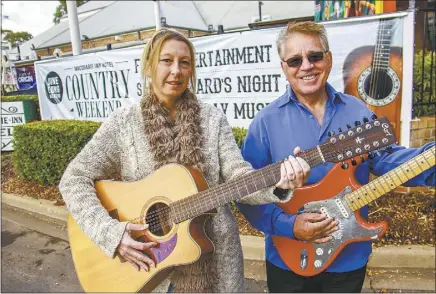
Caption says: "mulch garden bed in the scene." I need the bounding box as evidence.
[2,153,435,248]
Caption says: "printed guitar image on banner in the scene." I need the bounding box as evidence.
[343,18,403,141]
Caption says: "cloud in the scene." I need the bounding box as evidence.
[2,1,59,36]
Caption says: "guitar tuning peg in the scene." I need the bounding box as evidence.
[355,121,361,126]
[360,155,365,163]
[368,152,375,159]
[351,158,357,166]
[328,131,335,137]
[346,124,352,129]
[341,162,349,169]
[371,114,378,120]
[338,127,343,133]
[363,117,369,123]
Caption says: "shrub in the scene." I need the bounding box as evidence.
[413,50,436,117]
[1,95,41,120]
[232,127,248,148]
[12,120,101,185]
[11,119,248,186]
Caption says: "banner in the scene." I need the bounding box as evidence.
[35,15,405,129]
[16,65,37,91]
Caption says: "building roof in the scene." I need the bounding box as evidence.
[17,0,314,60]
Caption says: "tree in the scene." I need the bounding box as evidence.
[2,29,33,47]
[53,0,89,24]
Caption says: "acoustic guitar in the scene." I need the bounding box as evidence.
[272,146,435,277]
[68,116,396,292]
[343,18,403,141]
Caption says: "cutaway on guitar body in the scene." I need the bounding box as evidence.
[68,164,215,293]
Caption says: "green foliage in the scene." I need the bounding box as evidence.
[53,0,89,24]
[12,120,101,185]
[232,127,248,148]
[413,50,436,117]
[2,30,33,47]
[1,95,41,120]
[11,120,248,187]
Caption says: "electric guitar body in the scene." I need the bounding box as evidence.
[272,159,387,276]
[272,146,435,277]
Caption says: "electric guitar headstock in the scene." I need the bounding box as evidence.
[319,115,397,167]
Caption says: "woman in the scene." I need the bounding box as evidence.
[59,28,310,292]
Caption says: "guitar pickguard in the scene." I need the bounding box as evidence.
[301,186,383,270]
[150,234,178,263]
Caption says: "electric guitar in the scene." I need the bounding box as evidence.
[343,18,403,141]
[67,116,396,292]
[272,146,435,277]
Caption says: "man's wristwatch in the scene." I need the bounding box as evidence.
[273,187,291,200]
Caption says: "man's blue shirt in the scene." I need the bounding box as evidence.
[237,82,436,273]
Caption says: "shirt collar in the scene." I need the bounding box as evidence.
[277,82,346,108]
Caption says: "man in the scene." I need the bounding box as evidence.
[237,21,435,293]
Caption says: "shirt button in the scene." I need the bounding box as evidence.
[309,115,314,119]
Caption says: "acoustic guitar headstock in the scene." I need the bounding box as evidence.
[320,115,397,166]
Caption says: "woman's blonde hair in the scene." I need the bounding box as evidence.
[277,21,330,59]
[141,28,197,93]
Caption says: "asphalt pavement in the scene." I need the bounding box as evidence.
[1,201,435,293]
[1,205,267,293]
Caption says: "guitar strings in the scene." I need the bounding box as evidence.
[125,148,325,231]
[131,141,375,230]
[127,141,358,229]
[122,123,389,232]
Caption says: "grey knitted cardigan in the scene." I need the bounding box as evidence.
[59,102,292,292]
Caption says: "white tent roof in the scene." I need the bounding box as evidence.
[194,1,314,31]
[41,1,208,49]
[18,1,313,60]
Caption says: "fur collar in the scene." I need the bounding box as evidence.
[140,89,206,173]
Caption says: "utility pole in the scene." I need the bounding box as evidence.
[66,1,82,55]
[258,1,263,22]
[154,0,161,30]
[408,0,415,9]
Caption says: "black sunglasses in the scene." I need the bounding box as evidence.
[283,51,328,68]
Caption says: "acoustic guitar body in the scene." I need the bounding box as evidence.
[343,46,403,142]
[68,164,214,293]
[271,158,388,276]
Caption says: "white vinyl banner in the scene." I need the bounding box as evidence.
[35,14,405,128]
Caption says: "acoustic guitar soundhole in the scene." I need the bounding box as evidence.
[145,202,173,237]
[363,70,393,100]
[357,67,400,107]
